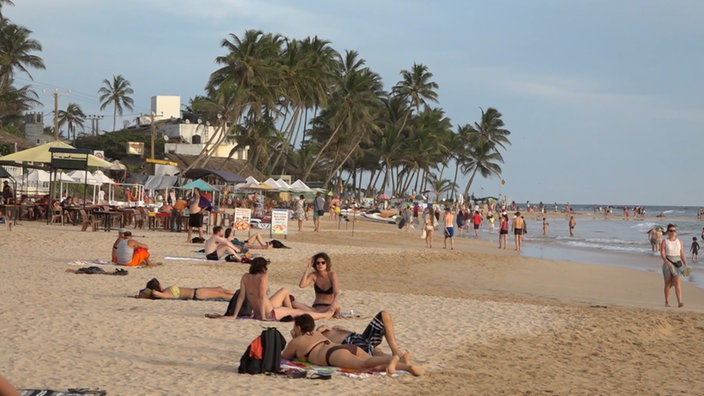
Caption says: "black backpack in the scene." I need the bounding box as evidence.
[224,289,253,317]
[238,327,287,374]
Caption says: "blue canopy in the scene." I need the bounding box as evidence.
[178,178,218,192]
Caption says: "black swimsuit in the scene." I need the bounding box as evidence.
[304,339,330,362]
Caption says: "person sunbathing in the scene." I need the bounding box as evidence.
[281,314,424,376]
[137,278,236,300]
[224,228,279,250]
[317,310,410,361]
[216,257,334,321]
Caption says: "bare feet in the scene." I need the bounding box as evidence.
[679,302,684,308]
[400,351,412,365]
[386,355,399,376]
[408,365,425,376]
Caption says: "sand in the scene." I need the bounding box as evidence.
[2,217,704,395]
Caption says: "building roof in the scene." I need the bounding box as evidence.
[164,153,265,181]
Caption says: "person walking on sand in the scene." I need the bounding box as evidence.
[690,237,700,262]
[498,213,509,249]
[312,192,325,232]
[512,211,524,251]
[569,216,576,237]
[661,224,688,307]
[424,207,435,248]
[444,207,455,250]
[294,194,306,232]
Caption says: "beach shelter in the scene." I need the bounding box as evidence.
[179,178,218,192]
[0,141,112,168]
[92,170,115,185]
[290,179,312,192]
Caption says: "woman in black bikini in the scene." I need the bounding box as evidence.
[297,252,341,316]
[281,314,424,376]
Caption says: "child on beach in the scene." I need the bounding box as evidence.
[691,237,700,262]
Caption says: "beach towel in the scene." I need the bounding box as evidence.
[20,388,106,396]
[278,359,409,378]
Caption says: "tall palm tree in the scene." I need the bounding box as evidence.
[0,19,45,89]
[0,78,39,126]
[301,50,382,182]
[57,102,86,141]
[461,133,505,197]
[458,107,511,197]
[393,63,439,114]
[98,74,134,131]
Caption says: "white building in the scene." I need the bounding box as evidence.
[142,96,249,161]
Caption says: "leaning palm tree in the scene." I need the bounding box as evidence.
[461,134,505,198]
[98,74,134,131]
[0,78,39,126]
[57,102,86,141]
[0,18,45,89]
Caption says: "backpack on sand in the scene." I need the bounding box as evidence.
[238,327,287,374]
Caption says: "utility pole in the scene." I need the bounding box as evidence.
[148,112,163,159]
[86,115,104,135]
[44,89,70,141]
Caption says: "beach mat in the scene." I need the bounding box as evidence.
[20,388,106,396]
[278,360,408,378]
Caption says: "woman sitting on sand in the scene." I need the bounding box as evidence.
[138,278,236,300]
[297,252,341,316]
[224,258,334,321]
[282,314,424,376]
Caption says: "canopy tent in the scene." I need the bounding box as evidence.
[276,178,292,190]
[67,170,101,186]
[178,178,218,192]
[0,141,112,168]
[144,175,178,190]
[290,179,312,192]
[27,169,50,182]
[92,170,115,185]
[263,178,291,191]
[183,168,246,184]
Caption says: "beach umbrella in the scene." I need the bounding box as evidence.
[92,170,115,185]
[378,193,390,200]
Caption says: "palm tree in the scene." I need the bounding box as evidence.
[0,19,45,89]
[301,50,382,182]
[461,133,505,198]
[393,63,439,114]
[57,102,86,141]
[458,107,511,197]
[0,78,39,126]
[98,74,134,131]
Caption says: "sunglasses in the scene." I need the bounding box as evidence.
[315,260,326,265]
[668,229,677,233]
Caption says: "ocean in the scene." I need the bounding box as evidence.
[481,204,704,288]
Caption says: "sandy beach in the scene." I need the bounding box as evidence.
[2,216,704,395]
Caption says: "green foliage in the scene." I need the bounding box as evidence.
[74,129,157,162]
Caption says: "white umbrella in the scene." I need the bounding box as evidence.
[27,169,50,182]
[92,170,115,184]
[67,170,100,186]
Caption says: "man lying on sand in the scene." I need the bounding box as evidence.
[282,314,424,376]
[317,311,411,361]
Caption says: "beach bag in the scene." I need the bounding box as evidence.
[238,327,287,374]
[398,218,406,229]
[317,210,325,216]
[224,289,254,317]
[191,237,205,243]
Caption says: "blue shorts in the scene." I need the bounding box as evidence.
[444,227,454,237]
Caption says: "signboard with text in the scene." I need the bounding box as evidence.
[233,208,251,233]
[270,209,288,236]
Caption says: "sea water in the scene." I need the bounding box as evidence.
[482,204,704,288]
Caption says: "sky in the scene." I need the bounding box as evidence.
[5,0,704,206]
